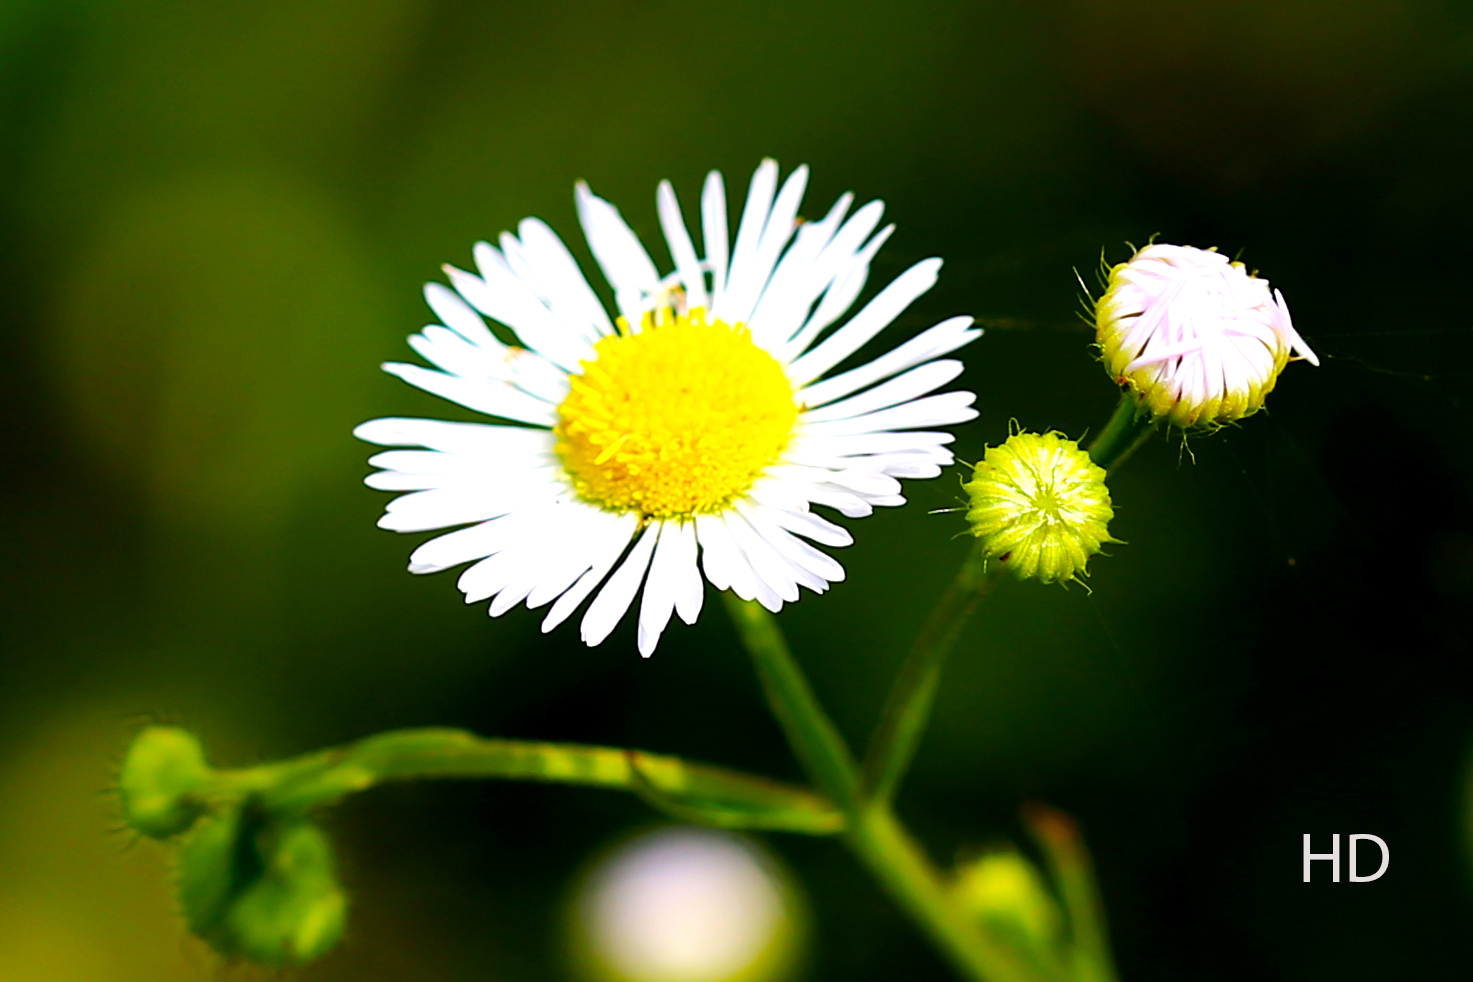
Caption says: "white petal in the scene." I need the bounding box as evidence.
[576,181,661,323]
[881,463,942,479]
[694,512,760,601]
[1124,336,1204,372]
[746,192,852,351]
[637,521,685,657]
[489,579,538,617]
[797,316,979,408]
[804,485,874,518]
[378,484,552,533]
[671,518,704,626]
[542,512,641,632]
[788,430,955,458]
[723,511,800,604]
[769,462,901,497]
[475,513,598,613]
[780,215,893,360]
[786,258,943,386]
[527,502,634,608]
[516,218,615,341]
[734,500,845,586]
[407,326,570,405]
[424,282,500,350]
[657,181,709,312]
[411,508,548,574]
[1275,288,1319,365]
[581,522,660,647]
[799,360,964,423]
[365,461,559,492]
[798,391,978,437]
[720,165,809,325]
[355,417,552,454]
[743,473,812,514]
[760,505,853,547]
[381,362,557,425]
[457,255,595,373]
[712,160,778,324]
[702,171,730,308]
[457,551,522,604]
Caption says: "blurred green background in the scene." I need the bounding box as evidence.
[2,0,1472,978]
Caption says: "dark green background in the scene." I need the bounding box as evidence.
[2,0,1471,979]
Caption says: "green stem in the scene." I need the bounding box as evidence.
[1088,392,1159,471]
[724,597,1055,982]
[1024,804,1119,982]
[722,593,860,812]
[203,728,842,835]
[862,541,1002,803]
[850,803,1054,982]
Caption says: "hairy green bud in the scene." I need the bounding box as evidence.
[177,809,347,967]
[963,431,1116,585]
[118,726,214,838]
[953,849,1062,955]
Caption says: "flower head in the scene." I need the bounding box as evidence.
[357,160,979,655]
[1094,243,1318,428]
[963,431,1115,585]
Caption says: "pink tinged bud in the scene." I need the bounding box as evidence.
[1095,244,1318,428]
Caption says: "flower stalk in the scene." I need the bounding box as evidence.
[722,593,862,813]
[1087,392,1159,472]
[122,726,845,839]
[861,541,1002,803]
[725,597,1056,982]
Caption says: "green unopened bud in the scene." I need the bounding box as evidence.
[1095,243,1319,428]
[953,849,1061,953]
[964,431,1116,585]
[177,808,347,967]
[118,726,214,838]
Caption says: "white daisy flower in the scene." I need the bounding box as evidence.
[1094,243,1319,428]
[355,160,980,656]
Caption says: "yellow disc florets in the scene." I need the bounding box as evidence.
[555,308,798,518]
[963,431,1117,585]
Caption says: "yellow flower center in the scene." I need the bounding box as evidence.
[554,307,798,518]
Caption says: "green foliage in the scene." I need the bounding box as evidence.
[176,809,347,967]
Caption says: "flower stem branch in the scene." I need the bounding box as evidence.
[1087,392,1158,471]
[122,726,844,837]
[725,597,1057,982]
[861,541,1003,803]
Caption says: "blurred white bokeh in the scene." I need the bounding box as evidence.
[570,826,801,982]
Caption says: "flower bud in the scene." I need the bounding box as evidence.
[1095,243,1319,428]
[963,431,1115,585]
[953,849,1062,953]
[118,725,214,838]
[177,809,347,967]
